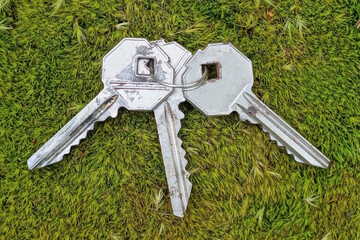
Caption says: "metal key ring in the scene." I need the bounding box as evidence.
[151,67,208,90]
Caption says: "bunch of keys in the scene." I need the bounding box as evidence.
[27,38,330,217]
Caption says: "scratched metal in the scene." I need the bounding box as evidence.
[151,40,192,217]
[183,43,330,168]
[27,38,174,170]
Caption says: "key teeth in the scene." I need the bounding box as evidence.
[264,119,321,166]
[110,111,118,119]
[238,107,326,168]
[175,106,192,203]
[177,130,191,191]
[40,123,95,167]
[36,110,118,168]
[161,101,192,215]
[28,92,121,169]
[266,132,284,147]
[178,111,185,121]
[268,131,306,164]
[34,128,91,168]
[267,132,305,163]
[241,114,310,165]
[236,92,330,168]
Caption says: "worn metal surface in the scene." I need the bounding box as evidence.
[183,43,330,168]
[103,38,173,111]
[27,38,174,170]
[152,40,192,217]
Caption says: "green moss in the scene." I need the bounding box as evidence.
[0,0,359,239]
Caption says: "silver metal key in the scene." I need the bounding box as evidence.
[27,38,174,169]
[27,38,196,218]
[151,40,192,217]
[183,43,330,168]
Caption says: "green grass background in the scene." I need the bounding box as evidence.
[1,0,360,239]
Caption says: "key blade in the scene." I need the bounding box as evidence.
[154,101,192,217]
[152,40,192,217]
[27,89,125,170]
[233,86,330,168]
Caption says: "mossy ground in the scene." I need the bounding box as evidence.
[1,0,360,239]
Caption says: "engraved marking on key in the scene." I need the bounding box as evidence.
[109,81,169,90]
[152,40,192,217]
[183,43,330,168]
[28,38,174,170]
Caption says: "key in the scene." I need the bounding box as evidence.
[183,43,330,168]
[27,38,175,169]
[27,38,196,218]
[151,40,192,217]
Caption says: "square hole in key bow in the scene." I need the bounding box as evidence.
[136,58,154,76]
[202,62,221,81]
